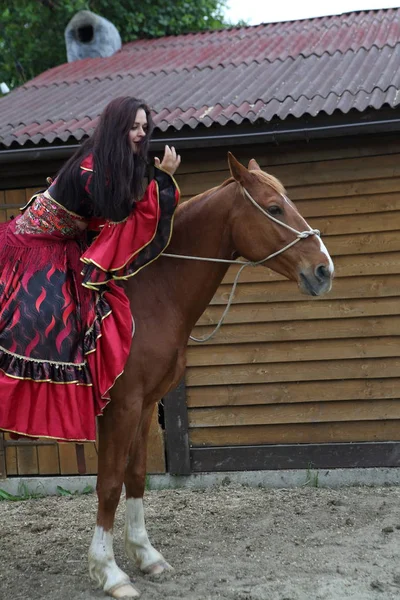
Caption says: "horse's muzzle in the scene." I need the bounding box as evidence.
[299,264,333,297]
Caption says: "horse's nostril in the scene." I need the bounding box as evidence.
[315,264,330,281]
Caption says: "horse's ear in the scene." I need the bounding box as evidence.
[248,159,261,171]
[228,152,249,184]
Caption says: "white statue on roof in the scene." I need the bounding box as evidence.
[65,10,122,62]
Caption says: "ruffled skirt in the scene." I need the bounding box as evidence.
[0,218,132,441]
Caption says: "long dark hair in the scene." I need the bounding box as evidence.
[55,97,154,221]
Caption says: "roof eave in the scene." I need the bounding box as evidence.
[1,109,400,163]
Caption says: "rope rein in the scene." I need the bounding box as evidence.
[162,186,320,343]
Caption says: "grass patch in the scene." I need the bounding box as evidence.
[304,463,320,488]
[0,482,45,501]
[56,484,93,496]
[0,483,94,501]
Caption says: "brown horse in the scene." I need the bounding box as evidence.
[88,154,334,598]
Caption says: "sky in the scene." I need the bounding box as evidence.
[223,0,400,24]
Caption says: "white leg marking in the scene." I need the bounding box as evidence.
[89,526,139,597]
[125,498,172,574]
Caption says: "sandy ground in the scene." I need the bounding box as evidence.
[1,483,400,600]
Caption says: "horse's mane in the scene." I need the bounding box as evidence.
[177,168,286,216]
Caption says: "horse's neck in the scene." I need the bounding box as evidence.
[151,184,236,334]
[173,184,234,256]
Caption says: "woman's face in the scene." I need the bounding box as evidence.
[129,108,148,152]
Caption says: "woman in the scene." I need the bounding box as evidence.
[0,96,180,442]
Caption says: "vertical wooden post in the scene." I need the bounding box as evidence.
[163,378,191,475]
[146,406,166,473]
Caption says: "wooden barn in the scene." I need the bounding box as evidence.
[1,7,400,479]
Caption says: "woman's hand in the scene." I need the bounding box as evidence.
[155,145,181,176]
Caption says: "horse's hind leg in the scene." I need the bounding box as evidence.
[124,402,173,575]
[88,386,143,599]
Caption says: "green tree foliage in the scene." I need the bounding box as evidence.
[0,0,228,89]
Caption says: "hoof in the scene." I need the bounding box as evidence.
[106,582,141,599]
[142,560,174,576]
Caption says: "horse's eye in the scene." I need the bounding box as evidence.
[267,205,283,216]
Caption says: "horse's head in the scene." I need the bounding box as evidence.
[228,153,334,296]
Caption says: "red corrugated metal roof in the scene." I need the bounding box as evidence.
[1,8,400,148]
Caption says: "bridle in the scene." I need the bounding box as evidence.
[162,185,321,343]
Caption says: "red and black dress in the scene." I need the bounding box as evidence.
[0,156,179,441]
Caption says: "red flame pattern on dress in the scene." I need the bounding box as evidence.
[45,315,56,338]
[10,307,20,330]
[25,331,40,357]
[56,320,72,355]
[35,287,46,312]
[46,264,56,281]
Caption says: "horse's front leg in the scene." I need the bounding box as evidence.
[124,402,173,575]
[88,386,143,599]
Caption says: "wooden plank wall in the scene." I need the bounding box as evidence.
[0,187,165,477]
[178,136,400,451]
[2,405,164,477]
[2,133,400,474]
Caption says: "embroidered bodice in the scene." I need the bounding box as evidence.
[15,191,87,237]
